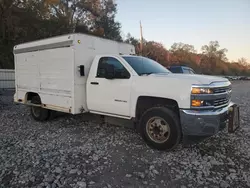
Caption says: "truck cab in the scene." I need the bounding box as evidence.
[86,54,236,150]
[13,33,239,151]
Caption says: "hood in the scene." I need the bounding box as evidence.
[148,73,229,85]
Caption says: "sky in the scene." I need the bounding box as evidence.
[116,0,250,62]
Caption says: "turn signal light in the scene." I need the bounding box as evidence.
[191,100,203,107]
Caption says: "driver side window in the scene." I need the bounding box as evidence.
[96,57,130,79]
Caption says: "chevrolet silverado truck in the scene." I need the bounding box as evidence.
[13,33,239,150]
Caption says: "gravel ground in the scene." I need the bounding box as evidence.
[0,81,250,188]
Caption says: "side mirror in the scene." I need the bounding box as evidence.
[104,64,115,79]
[79,65,85,76]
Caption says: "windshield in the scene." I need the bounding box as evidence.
[122,56,171,76]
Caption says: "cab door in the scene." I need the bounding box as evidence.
[87,56,132,117]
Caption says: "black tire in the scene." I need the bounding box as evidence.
[139,107,181,151]
[30,96,49,121]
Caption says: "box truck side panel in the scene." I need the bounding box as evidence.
[16,52,40,92]
[15,46,74,113]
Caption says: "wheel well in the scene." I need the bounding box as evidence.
[135,96,179,120]
[25,92,40,103]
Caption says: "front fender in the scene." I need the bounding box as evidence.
[129,77,194,117]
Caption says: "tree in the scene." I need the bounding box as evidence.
[0,0,40,68]
[169,42,198,69]
[201,41,228,61]
[238,57,248,67]
[170,43,197,62]
[0,0,123,68]
[170,42,196,54]
[0,1,249,76]
[0,0,74,68]
[143,41,168,66]
[92,0,122,41]
[125,33,140,53]
[200,41,228,73]
[43,0,101,29]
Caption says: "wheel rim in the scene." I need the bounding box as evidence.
[32,106,41,117]
[146,116,171,143]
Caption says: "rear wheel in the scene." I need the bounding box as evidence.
[139,107,181,150]
[31,96,49,121]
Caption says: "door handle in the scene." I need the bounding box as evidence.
[91,82,99,85]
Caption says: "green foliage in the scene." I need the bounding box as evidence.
[93,0,122,41]
[0,0,122,69]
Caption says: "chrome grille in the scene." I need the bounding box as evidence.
[212,85,232,94]
[213,98,229,107]
[191,82,232,109]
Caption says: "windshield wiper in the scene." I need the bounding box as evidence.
[156,72,170,75]
[140,72,154,76]
[140,72,170,76]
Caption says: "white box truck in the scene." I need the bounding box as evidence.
[14,33,239,150]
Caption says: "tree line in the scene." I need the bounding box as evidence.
[0,0,249,76]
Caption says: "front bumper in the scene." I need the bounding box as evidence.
[180,102,234,136]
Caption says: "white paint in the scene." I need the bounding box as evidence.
[14,34,74,51]
[15,46,74,113]
[14,33,228,119]
[73,34,135,114]
[87,55,135,117]
[14,33,135,114]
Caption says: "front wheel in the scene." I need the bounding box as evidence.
[139,107,181,150]
[31,96,49,121]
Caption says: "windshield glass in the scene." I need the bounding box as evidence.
[122,56,171,76]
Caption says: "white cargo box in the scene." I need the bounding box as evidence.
[14,33,135,114]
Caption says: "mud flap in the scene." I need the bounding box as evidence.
[228,104,240,133]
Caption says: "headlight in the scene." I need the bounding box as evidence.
[191,87,213,94]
